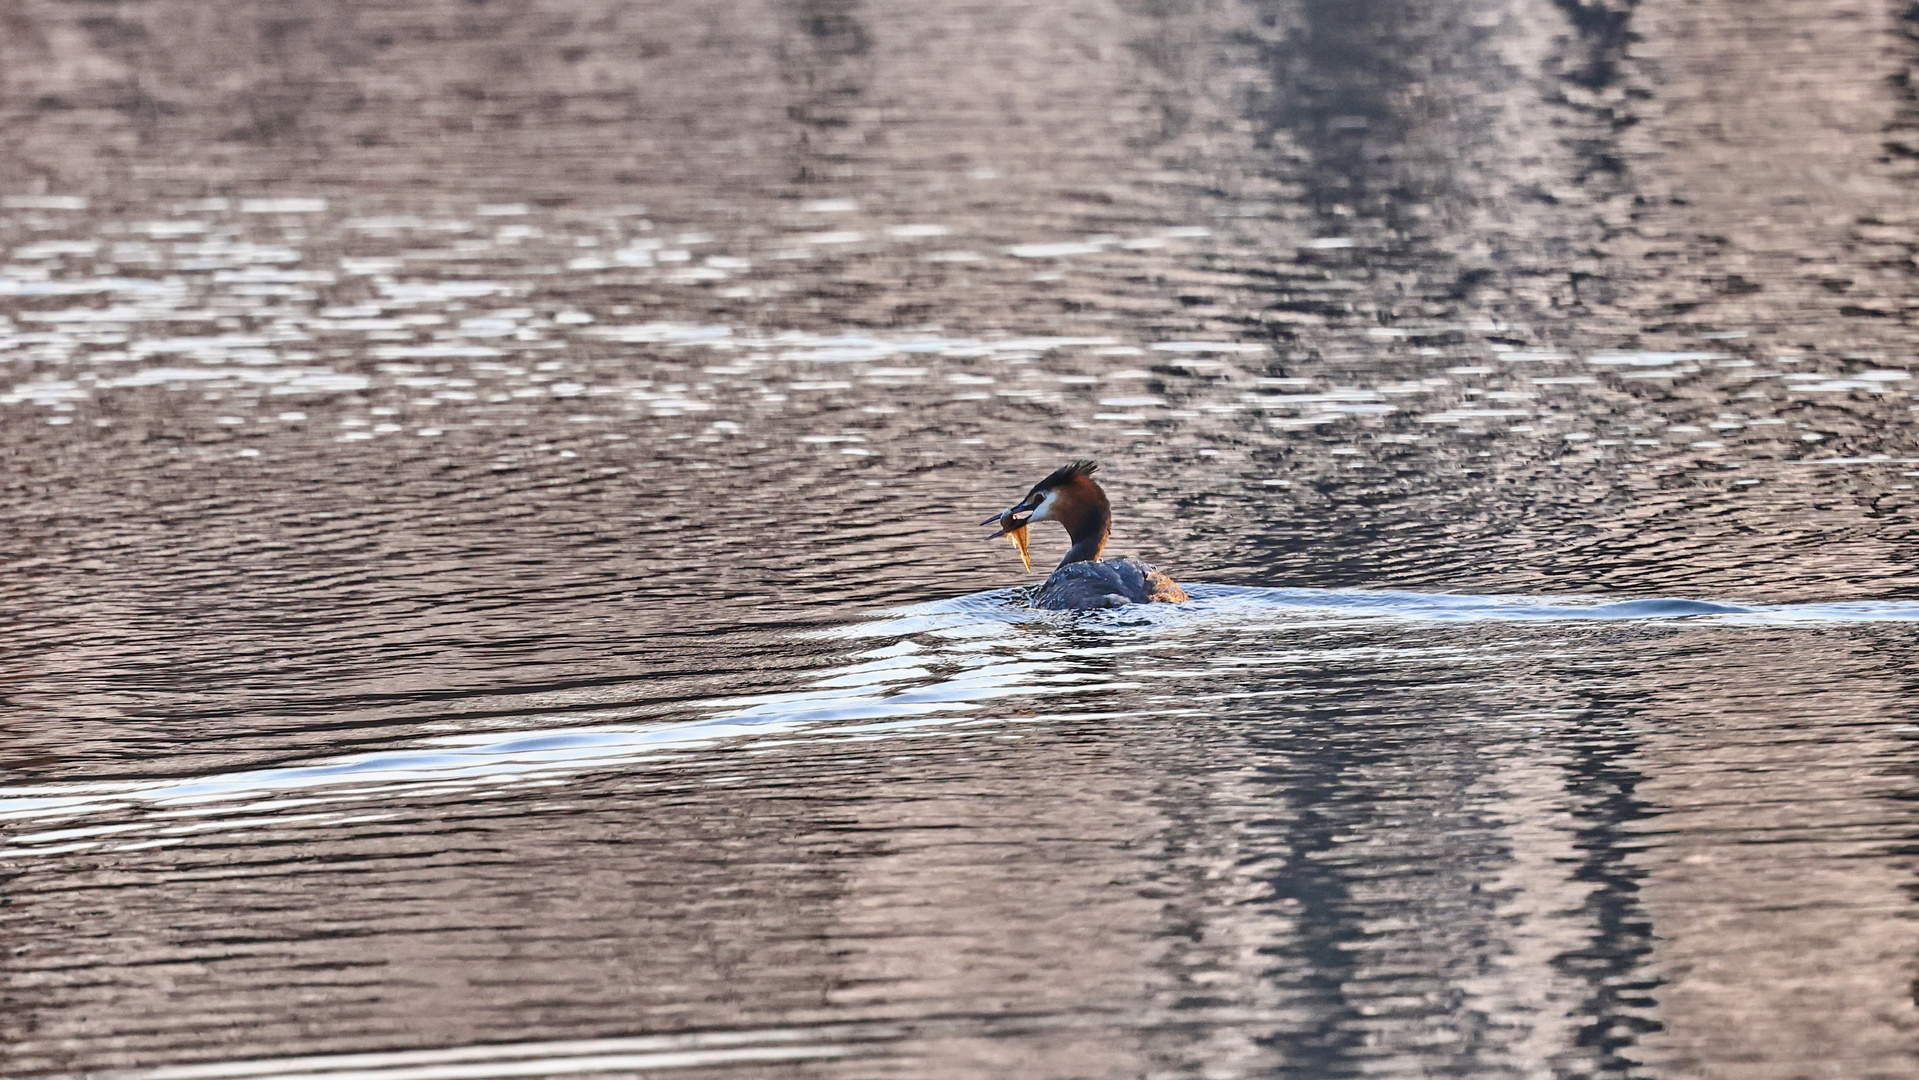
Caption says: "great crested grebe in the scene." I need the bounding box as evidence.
[981,460,1189,610]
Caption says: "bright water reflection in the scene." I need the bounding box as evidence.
[9,589,1919,1078]
[6,0,1919,1077]
[8,585,1914,844]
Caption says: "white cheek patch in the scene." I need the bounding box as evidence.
[1030,490,1060,523]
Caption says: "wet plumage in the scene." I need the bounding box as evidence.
[1031,556,1188,610]
[981,460,1189,610]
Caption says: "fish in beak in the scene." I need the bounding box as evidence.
[982,503,1037,572]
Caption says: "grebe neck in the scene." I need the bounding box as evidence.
[1057,492,1112,567]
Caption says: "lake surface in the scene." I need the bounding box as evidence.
[5,1,1919,1077]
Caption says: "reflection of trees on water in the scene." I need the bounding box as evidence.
[778,0,876,184]
[1221,645,1660,1076]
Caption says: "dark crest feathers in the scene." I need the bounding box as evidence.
[1034,459,1098,493]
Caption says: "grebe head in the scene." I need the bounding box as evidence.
[981,459,1113,567]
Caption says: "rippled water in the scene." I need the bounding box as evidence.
[6,1,1919,1077]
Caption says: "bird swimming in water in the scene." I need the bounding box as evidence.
[981,460,1189,610]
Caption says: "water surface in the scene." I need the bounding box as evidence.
[4,1,1919,1077]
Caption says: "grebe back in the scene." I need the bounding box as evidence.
[981,460,1188,610]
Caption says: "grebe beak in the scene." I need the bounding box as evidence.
[981,502,1036,538]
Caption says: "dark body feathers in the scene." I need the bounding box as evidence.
[1033,557,1190,610]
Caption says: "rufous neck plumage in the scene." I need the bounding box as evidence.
[1052,476,1112,566]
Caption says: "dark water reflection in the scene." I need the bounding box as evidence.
[5,0,1919,1077]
